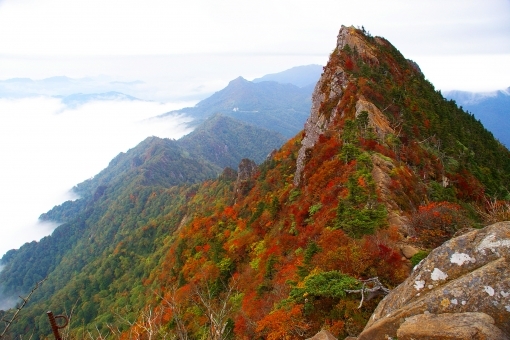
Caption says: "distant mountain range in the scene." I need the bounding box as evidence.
[0,76,147,102]
[178,113,286,169]
[444,88,510,147]
[162,76,315,137]
[252,64,323,87]
[60,91,140,107]
[3,64,507,147]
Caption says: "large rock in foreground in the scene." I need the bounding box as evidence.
[357,221,510,339]
[397,312,508,340]
[306,329,338,340]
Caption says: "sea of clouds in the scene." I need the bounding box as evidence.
[0,96,195,257]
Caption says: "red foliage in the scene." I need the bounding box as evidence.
[409,201,471,248]
[222,206,237,219]
[234,315,249,339]
[451,170,485,202]
[344,56,354,71]
[359,138,378,150]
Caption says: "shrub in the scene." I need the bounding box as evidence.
[409,202,472,248]
[410,250,429,267]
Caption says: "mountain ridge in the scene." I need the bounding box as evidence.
[0,25,509,339]
[163,76,314,137]
[252,64,323,88]
[444,88,510,147]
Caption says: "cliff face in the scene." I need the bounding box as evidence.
[295,26,403,186]
[294,25,352,186]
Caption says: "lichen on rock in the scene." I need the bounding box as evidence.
[357,221,510,339]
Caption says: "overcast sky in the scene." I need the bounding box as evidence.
[0,0,509,257]
[0,0,509,93]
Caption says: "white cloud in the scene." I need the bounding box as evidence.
[0,96,193,257]
[414,54,510,91]
[0,0,508,56]
[1,0,508,93]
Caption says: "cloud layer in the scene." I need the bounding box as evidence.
[0,96,194,257]
[1,0,509,94]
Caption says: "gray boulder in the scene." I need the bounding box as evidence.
[397,312,508,340]
[357,221,510,339]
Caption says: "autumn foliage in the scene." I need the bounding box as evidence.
[409,202,471,248]
[4,25,510,340]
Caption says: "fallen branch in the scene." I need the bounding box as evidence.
[345,277,390,309]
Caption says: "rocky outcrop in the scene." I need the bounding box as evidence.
[370,154,409,230]
[294,26,390,186]
[306,329,337,340]
[396,312,508,340]
[355,96,394,140]
[336,26,379,65]
[357,221,510,339]
[293,63,344,186]
[219,167,238,181]
[234,159,258,200]
[236,159,257,183]
[294,25,355,186]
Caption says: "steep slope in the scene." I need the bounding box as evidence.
[177,114,287,169]
[445,88,510,147]
[0,117,285,336]
[133,25,509,339]
[1,25,510,339]
[163,76,313,137]
[1,136,220,297]
[73,136,221,201]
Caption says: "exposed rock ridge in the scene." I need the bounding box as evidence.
[357,221,510,339]
[397,312,508,340]
[234,158,258,201]
[306,329,338,340]
[294,26,352,185]
[355,96,394,139]
[336,26,379,65]
[294,25,383,186]
[370,154,409,230]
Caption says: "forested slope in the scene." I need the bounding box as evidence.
[163,77,313,138]
[0,25,509,339]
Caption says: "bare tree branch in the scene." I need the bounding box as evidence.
[192,278,239,340]
[154,286,189,340]
[0,278,47,338]
[345,277,390,308]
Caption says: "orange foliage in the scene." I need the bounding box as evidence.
[344,57,354,71]
[222,206,237,220]
[256,305,310,340]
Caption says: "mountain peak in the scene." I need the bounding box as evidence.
[1,24,510,340]
[294,24,509,197]
[228,76,249,86]
[336,25,379,64]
